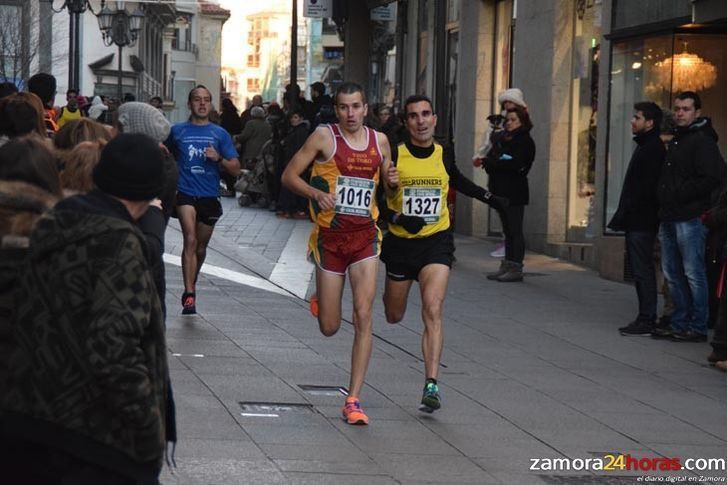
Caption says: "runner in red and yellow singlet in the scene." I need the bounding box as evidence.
[282,82,398,425]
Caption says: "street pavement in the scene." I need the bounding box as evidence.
[159,197,727,484]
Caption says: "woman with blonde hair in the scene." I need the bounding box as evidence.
[58,140,105,195]
[53,118,112,150]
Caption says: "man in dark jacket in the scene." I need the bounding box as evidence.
[277,108,311,218]
[608,102,665,335]
[310,81,334,130]
[654,91,726,342]
[0,134,169,483]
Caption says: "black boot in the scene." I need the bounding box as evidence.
[496,261,523,282]
[487,260,510,280]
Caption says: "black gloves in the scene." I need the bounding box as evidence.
[479,190,510,212]
[394,214,426,234]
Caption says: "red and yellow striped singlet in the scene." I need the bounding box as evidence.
[308,124,382,230]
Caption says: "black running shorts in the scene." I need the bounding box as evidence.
[380,230,455,281]
[175,192,223,227]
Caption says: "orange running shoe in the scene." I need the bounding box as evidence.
[342,396,369,425]
[309,294,319,317]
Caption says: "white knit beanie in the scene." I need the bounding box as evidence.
[117,102,171,143]
[497,88,527,109]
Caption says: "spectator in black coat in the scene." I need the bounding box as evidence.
[703,188,727,370]
[483,105,535,282]
[219,98,243,197]
[654,91,727,342]
[310,82,333,129]
[608,102,665,335]
[276,109,310,219]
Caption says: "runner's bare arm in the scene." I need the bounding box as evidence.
[207,143,241,177]
[221,157,241,177]
[378,134,398,193]
[282,127,336,211]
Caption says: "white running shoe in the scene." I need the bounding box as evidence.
[490,242,505,258]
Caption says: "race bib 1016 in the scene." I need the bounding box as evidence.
[402,187,442,224]
[335,176,375,217]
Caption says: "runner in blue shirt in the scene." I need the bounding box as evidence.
[166,85,240,314]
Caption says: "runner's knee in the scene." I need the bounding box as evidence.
[318,318,340,337]
[352,308,373,329]
[385,307,404,324]
[422,300,443,324]
[317,310,342,336]
[183,235,198,251]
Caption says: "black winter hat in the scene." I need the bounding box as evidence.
[93,133,165,201]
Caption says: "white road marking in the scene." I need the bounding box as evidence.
[269,222,314,299]
[163,254,291,297]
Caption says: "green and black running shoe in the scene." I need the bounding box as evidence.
[418,379,441,413]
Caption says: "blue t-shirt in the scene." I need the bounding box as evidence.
[166,121,238,197]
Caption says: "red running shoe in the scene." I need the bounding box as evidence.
[182,292,196,315]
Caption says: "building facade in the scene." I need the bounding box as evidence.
[350,0,727,282]
[168,0,230,123]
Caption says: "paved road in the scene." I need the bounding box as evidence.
[159,198,727,484]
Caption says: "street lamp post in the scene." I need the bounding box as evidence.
[96,0,144,101]
[48,0,97,91]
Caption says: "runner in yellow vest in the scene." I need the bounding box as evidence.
[381,94,508,413]
[56,89,84,129]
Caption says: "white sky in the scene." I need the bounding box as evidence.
[219,0,301,69]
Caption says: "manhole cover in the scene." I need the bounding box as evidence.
[298,385,348,396]
[238,401,314,418]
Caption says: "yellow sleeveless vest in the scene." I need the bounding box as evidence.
[387,143,450,238]
[56,106,82,129]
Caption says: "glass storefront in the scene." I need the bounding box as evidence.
[605,32,727,230]
[416,0,431,95]
[487,0,514,235]
[567,0,602,240]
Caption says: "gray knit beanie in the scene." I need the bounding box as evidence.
[117,101,171,142]
[251,106,266,119]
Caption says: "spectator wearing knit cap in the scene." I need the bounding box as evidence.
[117,101,171,143]
[236,104,272,162]
[473,87,529,261]
[472,88,528,161]
[115,103,179,449]
[116,101,177,220]
[2,133,169,483]
[497,88,528,110]
[473,87,528,161]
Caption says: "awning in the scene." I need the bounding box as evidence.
[366,0,397,9]
[692,0,727,23]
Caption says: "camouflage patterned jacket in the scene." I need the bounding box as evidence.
[1,193,168,473]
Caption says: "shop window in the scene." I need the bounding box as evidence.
[605,33,727,232]
[492,0,514,111]
[247,78,260,91]
[416,0,432,95]
[487,0,515,236]
[567,0,602,240]
[447,0,460,25]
